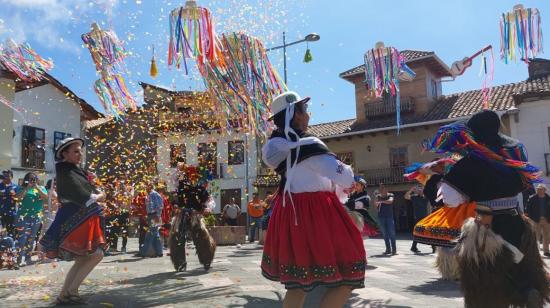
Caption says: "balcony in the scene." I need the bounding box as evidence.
[22,147,45,170]
[359,166,411,186]
[364,97,415,118]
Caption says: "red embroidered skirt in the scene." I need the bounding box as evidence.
[261,191,366,291]
[58,215,106,258]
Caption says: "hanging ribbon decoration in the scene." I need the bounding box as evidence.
[500,4,543,64]
[168,0,217,74]
[0,39,53,82]
[364,45,415,133]
[479,48,494,109]
[82,23,137,119]
[197,32,287,136]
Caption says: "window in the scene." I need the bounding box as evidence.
[389,147,408,168]
[54,131,72,149]
[228,140,245,165]
[431,79,439,98]
[170,144,186,168]
[22,125,46,169]
[336,152,354,166]
[198,142,217,177]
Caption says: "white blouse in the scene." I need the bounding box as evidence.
[262,137,354,197]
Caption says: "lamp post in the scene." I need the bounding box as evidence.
[266,32,320,84]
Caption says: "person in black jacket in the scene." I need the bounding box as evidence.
[425,110,549,307]
[526,184,550,256]
[39,138,107,305]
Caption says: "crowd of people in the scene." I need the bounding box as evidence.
[1,90,550,307]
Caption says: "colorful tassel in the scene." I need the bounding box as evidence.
[500,6,543,63]
[425,122,542,185]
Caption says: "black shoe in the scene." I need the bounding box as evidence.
[391,251,398,256]
[543,252,550,257]
[410,247,420,253]
[383,251,391,255]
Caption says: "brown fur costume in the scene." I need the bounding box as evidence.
[169,212,187,272]
[190,214,216,271]
[435,247,460,281]
[169,210,216,272]
[457,217,550,308]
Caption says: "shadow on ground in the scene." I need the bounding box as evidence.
[405,278,461,298]
[84,269,237,307]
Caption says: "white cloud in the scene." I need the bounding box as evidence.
[0,0,119,54]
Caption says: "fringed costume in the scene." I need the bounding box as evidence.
[424,110,550,307]
[169,166,216,272]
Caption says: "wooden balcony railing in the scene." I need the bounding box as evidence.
[364,97,415,118]
[22,147,45,170]
[359,166,411,186]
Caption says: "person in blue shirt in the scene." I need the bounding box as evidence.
[0,170,20,239]
[138,183,164,258]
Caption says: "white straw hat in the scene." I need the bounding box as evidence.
[55,137,84,161]
[268,91,310,120]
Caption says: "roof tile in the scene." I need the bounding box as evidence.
[309,75,550,137]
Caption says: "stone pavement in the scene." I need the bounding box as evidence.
[1,236,548,308]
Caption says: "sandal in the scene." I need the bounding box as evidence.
[55,295,88,306]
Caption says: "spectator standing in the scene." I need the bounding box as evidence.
[526,183,550,256]
[222,198,241,226]
[16,172,48,265]
[131,186,148,250]
[376,184,397,255]
[138,183,164,258]
[0,170,20,239]
[405,185,432,253]
[42,179,59,234]
[247,193,265,243]
[159,188,173,249]
[115,180,133,253]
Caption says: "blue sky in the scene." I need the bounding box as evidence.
[0,0,548,124]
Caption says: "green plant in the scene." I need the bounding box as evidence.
[203,214,216,227]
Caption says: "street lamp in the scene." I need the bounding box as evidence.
[266,32,320,84]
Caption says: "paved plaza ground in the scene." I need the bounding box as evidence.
[1,236,549,308]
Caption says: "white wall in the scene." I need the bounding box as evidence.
[515,99,550,184]
[0,77,15,171]
[11,83,81,182]
[157,131,258,214]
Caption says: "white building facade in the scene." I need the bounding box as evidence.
[157,131,258,214]
[8,75,99,183]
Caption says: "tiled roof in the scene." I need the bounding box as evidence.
[339,50,435,78]
[308,119,355,137]
[309,75,550,138]
[84,117,113,129]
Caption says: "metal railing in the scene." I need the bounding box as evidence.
[22,148,45,169]
[364,97,415,118]
[359,166,411,186]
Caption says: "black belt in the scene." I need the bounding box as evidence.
[476,207,519,216]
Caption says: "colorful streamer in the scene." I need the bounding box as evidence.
[479,48,495,109]
[500,5,544,64]
[168,1,217,74]
[0,40,53,82]
[424,121,541,185]
[82,23,136,118]
[363,46,415,132]
[0,94,27,122]
[197,32,287,136]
